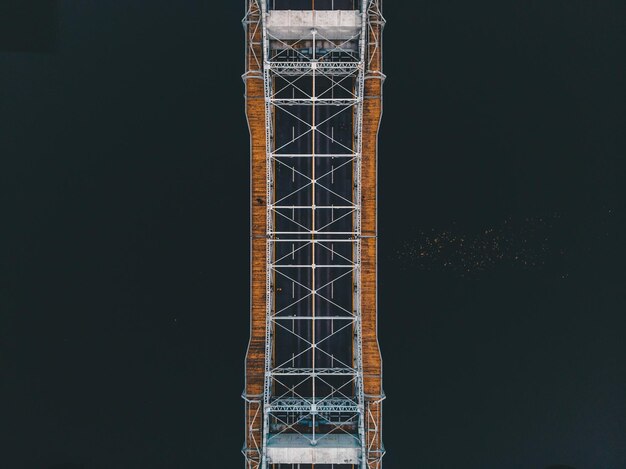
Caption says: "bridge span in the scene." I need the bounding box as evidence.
[243,2,385,468]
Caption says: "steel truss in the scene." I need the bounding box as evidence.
[261,1,366,468]
[244,2,383,468]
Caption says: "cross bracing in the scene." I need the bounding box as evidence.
[261,2,365,468]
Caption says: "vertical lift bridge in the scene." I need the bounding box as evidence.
[243,2,385,468]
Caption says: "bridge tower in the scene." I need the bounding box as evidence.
[243,2,385,468]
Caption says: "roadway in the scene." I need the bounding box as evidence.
[272,74,355,404]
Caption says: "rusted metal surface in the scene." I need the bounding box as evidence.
[361,3,385,466]
[244,2,266,468]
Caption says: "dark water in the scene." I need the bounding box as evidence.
[1,0,624,468]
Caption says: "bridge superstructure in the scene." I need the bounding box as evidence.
[243,2,384,468]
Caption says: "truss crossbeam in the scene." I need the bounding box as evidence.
[271,367,357,376]
[273,316,355,321]
[269,62,361,76]
[269,98,359,106]
[268,398,360,414]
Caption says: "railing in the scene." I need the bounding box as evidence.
[269,0,360,11]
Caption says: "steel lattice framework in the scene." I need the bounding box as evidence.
[243,2,385,468]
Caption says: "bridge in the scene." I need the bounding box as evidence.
[243,2,385,468]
